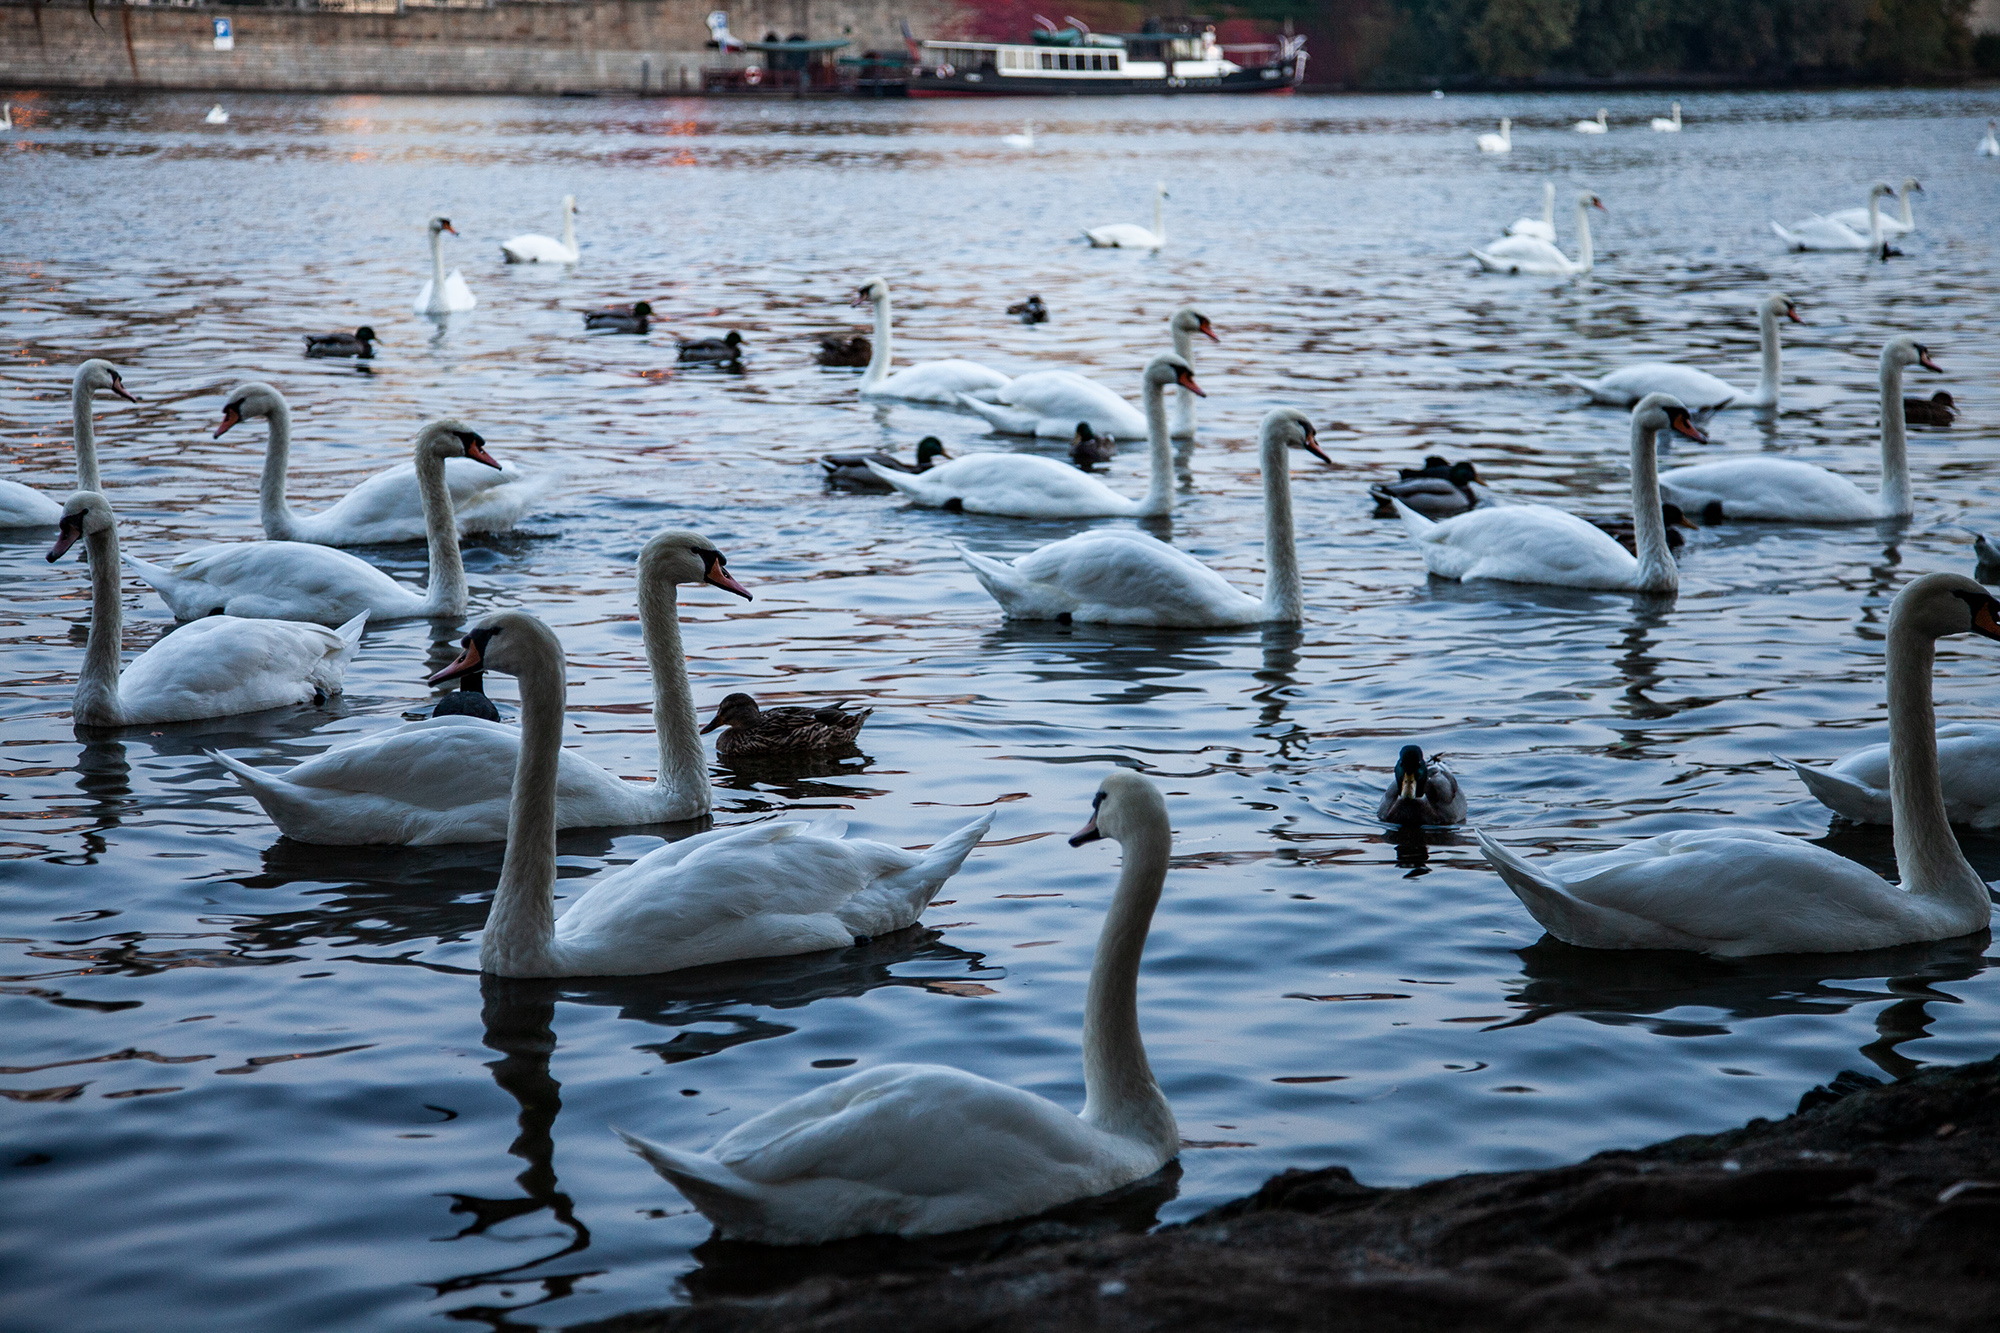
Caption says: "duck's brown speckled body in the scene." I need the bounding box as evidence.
[701,693,871,760]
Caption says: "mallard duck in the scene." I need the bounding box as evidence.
[304,326,379,359]
[821,437,947,491]
[432,670,501,721]
[1587,502,1696,554]
[1069,422,1115,472]
[1905,391,1956,426]
[1399,455,1452,480]
[1378,746,1466,825]
[1370,461,1488,518]
[678,330,744,363]
[700,693,871,760]
[584,301,653,333]
[816,333,872,367]
[1007,294,1049,325]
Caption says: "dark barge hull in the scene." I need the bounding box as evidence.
[908,65,1301,97]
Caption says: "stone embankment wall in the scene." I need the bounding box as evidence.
[0,1,966,94]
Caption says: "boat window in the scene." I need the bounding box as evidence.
[1040,52,1052,69]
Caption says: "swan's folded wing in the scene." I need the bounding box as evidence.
[118,616,353,717]
[250,717,523,804]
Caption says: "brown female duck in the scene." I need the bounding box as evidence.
[701,693,871,760]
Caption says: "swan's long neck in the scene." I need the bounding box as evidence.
[1135,375,1175,517]
[416,445,468,615]
[860,288,892,390]
[560,201,576,254]
[483,636,565,977]
[637,571,708,810]
[257,400,299,541]
[75,516,124,726]
[72,378,101,492]
[1079,810,1175,1153]
[1541,181,1554,227]
[1575,200,1595,273]
[1153,188,1165,242]
[1170,324,1196,435]
[1259,428,1302,622]
[1866,193,1883,246]
[429,228,449,304]
[1751,302,1783,408]
[1897,188,1914,229]
[1627,417,1676,593]
[1877,353,1912,517]
[1884,609,1987,914]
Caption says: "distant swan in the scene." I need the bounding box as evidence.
[219,382,537,545]
[1650,103,1681,132]
[0,360,138,528]
[1573,108,1607,134]
[1003,122,1035,148]
[1980,120,1998,157]
[213,529,754,845]
[47,493,365,727]
[500,195,580,264]
[616,770,1175,1244]
[1393,394,1705,592]
[1476,117,1511,153]
[1472,191,1603,277]
[1771,183,1895,252]
[853,276,1009,405]
[204,105,228,125]
[414,216,477,314]
[1506,182,1555,241]
[125,419,497,625]
[1478,573,2000,955]
[433,608,993,978]
[959,407,1328,627]
[1084,182,1166,249]
[869,355,1196,519]
[1825,178,1920,237]
[956,371,1145,440]
[1658,336,1938,522]
[1168,304,1217,439]
[1559,293,1801,412]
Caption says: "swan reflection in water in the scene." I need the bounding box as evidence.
[430,928,1007,1323]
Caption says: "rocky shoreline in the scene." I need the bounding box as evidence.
[581,1056,2000,1332]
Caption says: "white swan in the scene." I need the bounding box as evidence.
[1478,572,2000,956]
[500,195,580,264]
[1659,336,1937,523]
[868,355,1196,520]
[124,419,494,625]
[1650,103,1681,132]
[204,104,228,126]
[218,382,538,545]
[414,215,477,314]
[1168,304,1217,439]
[1506,182,1556,241]
[0,360,138,528]
[432,608,994,978]
[616,769,1175,1244]
[1779,723,2000,829]
[1826,178,1920,236]
[1980,120,1998,157]
[1573,108,1607,134]
[1,104,12,130]
[1003,122,1035,148]
[960,408,1328,627]
[1559,293,1800,412]
[1472,191,1603,277]
[1393,394,1702,592]
[211,529,751,845]
[956,372,1145,441]
[852,276,1009,405]
[46,493,365,727]
[1476,117,1511,153]
[1771,183,1894,252]
[1084,182,1166,249]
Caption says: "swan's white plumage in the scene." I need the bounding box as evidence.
[1826,179,1918,236]
[963,529,1262,627]
[0,360,138,526]
[1559,294,1798,412]
[415,215,476,314]
[1084,182,1167,249]
[1476,118,1511,153]
[956,371,1145,440]
[853,275,1009,404]
[500,195,580,263]
[1473,191,1601,276]
[1506,182,1555,240]
[1778,723,2000,828]
[0,480,62,527]
[1771,184,1895,251]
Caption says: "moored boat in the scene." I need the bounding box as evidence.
[909,17,1306,98]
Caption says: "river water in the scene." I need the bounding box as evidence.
[2,86,1997,1331]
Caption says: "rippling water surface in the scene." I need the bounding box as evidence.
[3,87,1999,1331]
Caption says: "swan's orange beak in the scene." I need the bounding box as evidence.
[108,374,139,403]
[46,514,83,563]
[1176,369,1206,398]
[850,286,874,308]
[458,432,502,471]
[1785,302,1803,323]
[1970,596,2000,643]
[702,553,752,601]
[428,634,481,684]
[1198,318,1219,343]
[214,404,242,439]
[440,221,458,235]
[1918,348,1942,373]
[1302,426,1332,466]
[1069,811,1102,846]
[1592,198,1608,212]
[1667,409,1708,444]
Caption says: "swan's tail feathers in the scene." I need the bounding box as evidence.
[862,460,927,498]
[118,550,176,594]
[954,393,1035,435]
[1556,372,1607,400]
[883,809,996,916]
[957,545,1038,617]
[207,749,315,835]
[1772,755,1890,825]
[1474,829,1586,940]
[1768,221,1798,248]
[1389,498,1439,542]
[613,1129,770,1235]
[330,611,368,664]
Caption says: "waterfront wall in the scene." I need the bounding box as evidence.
[0,1,967,94]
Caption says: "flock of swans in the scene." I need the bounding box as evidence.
[6,171,1993,1245]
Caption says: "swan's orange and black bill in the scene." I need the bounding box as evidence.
[1302,426,1332,466]
[1176,369,1207,398]
[1198,317,1219,344]
[108,374,139,404]
[458,432,501,470]
[1965,594,2000,643]
[1916,345,1942,373]
[1069,791,1106,846]
[1667,409,1709,444]
[439,220,458,235]
[46,515,83,563]
[214,404,242,439]
[701,551,752,601]
[428,632,484,685]
[1784,302,1804,323]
